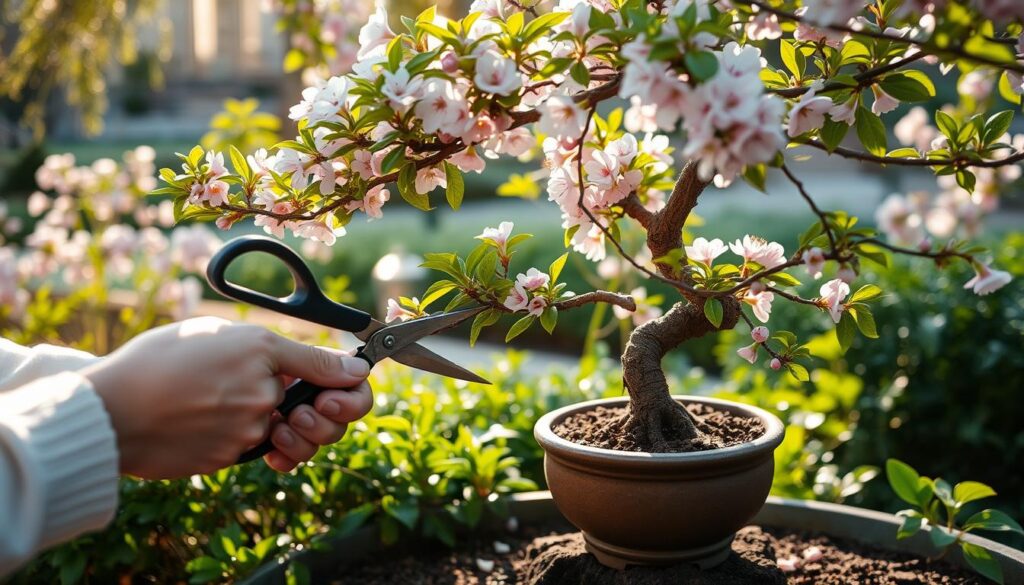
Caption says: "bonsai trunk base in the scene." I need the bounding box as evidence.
[583,531,735,570]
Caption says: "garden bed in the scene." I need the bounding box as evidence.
[240,492,1024,584]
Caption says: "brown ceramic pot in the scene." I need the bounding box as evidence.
[534,395,785,570]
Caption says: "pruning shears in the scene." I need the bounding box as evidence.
[206,235,489,463]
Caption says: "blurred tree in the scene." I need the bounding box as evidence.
[200,98,281,154]
[0,0,170,139]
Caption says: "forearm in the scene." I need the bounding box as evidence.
[0,339,100,391]
[0,373,119,578]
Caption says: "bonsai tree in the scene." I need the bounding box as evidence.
[160,0,1019,452]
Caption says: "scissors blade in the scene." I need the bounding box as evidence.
[380,306,488,351]
[390,343,490,385]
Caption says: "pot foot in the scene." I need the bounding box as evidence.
[583,532,735,570]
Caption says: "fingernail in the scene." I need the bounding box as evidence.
[294,411,315,429]
[276,428,295,447]
[320,400,341,416]
[342,356,370,377]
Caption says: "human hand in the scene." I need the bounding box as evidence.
[81,317,373,478]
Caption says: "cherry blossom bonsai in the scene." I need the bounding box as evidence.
[159,0,1019,474]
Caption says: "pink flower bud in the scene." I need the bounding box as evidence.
[836,265,856,284]
[440,51,459,74]
[749,280,766,294]
[770,358,782,370]
[751,326,769,343]
[918,237,932,252]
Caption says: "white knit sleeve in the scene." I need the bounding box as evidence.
[0,370,119,577]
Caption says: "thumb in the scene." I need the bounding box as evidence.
[269,335,371,388]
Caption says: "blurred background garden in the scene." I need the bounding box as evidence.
[1,1,1022,583]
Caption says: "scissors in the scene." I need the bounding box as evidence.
[206,235,489,463]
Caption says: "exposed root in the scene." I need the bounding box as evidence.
[617,299,741,452]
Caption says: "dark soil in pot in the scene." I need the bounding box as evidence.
[330,521,984,584]
[553,403,765,452]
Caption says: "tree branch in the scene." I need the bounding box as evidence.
[769,52,928,98]
[554,290,636,311]
[648,162,709,280]
[780,162,836,251]
[736,0,1024,73]
[799,139,1024,168]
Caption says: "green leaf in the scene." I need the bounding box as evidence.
[955,481,997,506]
[935,111,959,140]
[836,310,856,352]
[780,40,804,78]
[930,526,958,549]
[964,509,1024,534]
[766,272,802,287]
[887,459,923,506]
[982,111,1014,145]
[381,495,419,529]
[896,511,924,539]
[549,253,569,282]
[742,163,767,192]
[228,145,250,182]
[334,502,374,537]
[58,553,87,585]
[880,72,934,102]
[188,145,205,168]
[569,61,591,86]
[855,107,887,156]
[506,315,535,342]
[956,169,977,193]
[703,297,723,328]
[283,49,305,73]
[540,306,558,334]
[961,542,1004,584]
[849,284,882,303]
[684,50,719,82]
[786,362,810,382]
[443,162,464,210]
[850,304,878,339]
[998,72,1022,105]
[469,309,500,347]
[820,117,850,152]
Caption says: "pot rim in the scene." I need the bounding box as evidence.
[535,395,785,471]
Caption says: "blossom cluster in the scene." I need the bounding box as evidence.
[1,150,221,323]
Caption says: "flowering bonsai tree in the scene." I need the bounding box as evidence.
[159,0,1020,452]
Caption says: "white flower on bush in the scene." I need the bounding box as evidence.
[171,225,221,273]
[357,2,395,59]
[787,82,833,137]
[963,263,1012,296]
[802,247,826,279]
[416,79,469,135]
[743,284,775,323]
[819,278,850,323]
[537,94,587,139]
[476,221,515,255]
[504,282,530,311]
[894,106,936,152]
[730,235,786,269]
[685,237,727,265]
[871,85,900,115]
[346,184,390,220]
[736,342,760,364]
[474,49,521,96]
[516,268,550,291]
[382,67,424,110]
[385,298,417,323]
[875,193,925,247]
[527,296,548,317]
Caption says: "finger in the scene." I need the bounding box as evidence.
[288,404,348,446]
[269,422,319,464]
[264,449,298,473]
[313,381,374,424]
[268,336,370,387]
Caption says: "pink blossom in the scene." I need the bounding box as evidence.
[871,85,900,115]
[205,150,228,180]
[27,191,50,217]
[474,49,521,96]
[829,97,857,126]
[451,147,487,173]
[613,287,663,326]
[584,150,619,190]
[527,296,548,317]
[737,343,759,364]
[894,106,936,152]
[189,180,230,207]
[170,225,221,273]
[788,83,834,137]
[345,185,390,221]
[770,358,782,370]
[571,224,606,262]
[382,67,424,110]
[537,94,587,139]
[504,282,530,311]
[385,298,416,323]
[273,148,312,190]
[517,268,550,291]
[605,134,638,166]
[746,12,782,40]
[819,278,850,324]
[963,263,1012,296]
[802,247,826,279]
[157,277,203,320]
[293,214,346,245]
[743,289,775,323]
[462,113,499,145]
[958,70,993,101]
[416,80,468,135]
[357,4,395,59]
[751,326,769,343]
[476,221,515,254]
[415,166,447,194]
[875,194,924,246]
[801,0,861,25]
[685,237,727,265]
[730,235,786,269]
[440,50,460,73]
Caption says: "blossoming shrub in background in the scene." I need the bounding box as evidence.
[0,149,220,351]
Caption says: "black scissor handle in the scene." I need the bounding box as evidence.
[235,349,374,463]
[206,235,372,333]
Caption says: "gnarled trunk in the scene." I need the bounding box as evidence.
[615,298,740,452]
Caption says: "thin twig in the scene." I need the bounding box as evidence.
[799,139,1024,168]
[780,162,836,252]
[770,52,928,98]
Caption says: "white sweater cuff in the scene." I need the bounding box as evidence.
[3,372,119,549]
